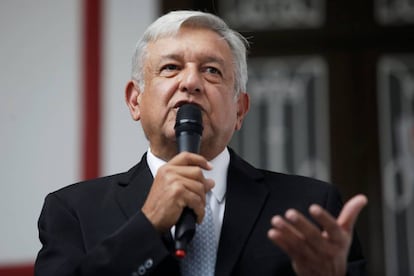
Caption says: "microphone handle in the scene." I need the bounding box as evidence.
[174,207,196,258]
[174,131,201,258]
[177,131,201,153]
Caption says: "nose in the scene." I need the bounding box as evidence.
[178,66,202,94]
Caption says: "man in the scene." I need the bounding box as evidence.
[35,10,367,276]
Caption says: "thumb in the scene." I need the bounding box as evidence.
[337,194,368,233]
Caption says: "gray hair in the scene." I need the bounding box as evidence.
[131,10,249,96]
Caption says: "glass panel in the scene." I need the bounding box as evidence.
[232,56,330,182]
[219,0,325,30]
[377,55,414,276]
[375,0,414,25]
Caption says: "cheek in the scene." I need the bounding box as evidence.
[210,100,238,126]
[141,81,177,110]
[141,81,179,120]
[150,78,179,97]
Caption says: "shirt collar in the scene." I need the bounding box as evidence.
[146,148,229,204]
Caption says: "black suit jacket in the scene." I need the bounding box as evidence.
[35,149,366,276]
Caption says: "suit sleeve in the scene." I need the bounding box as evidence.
[35,193,172,276]
[325,186,367,276]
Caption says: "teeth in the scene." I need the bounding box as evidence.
[175,103,185,109]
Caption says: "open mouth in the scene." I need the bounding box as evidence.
[173,101,202,110]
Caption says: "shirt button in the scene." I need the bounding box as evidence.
[144,258,153,269]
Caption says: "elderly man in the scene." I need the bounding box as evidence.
[35,10,367,276]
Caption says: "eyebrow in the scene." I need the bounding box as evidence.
[203,56,226,67]
[159,54,182,62]
[158,53,226,67]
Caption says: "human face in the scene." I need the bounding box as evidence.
[126,27,249,161]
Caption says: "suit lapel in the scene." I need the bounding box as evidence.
[215,150,269,276]
[115,153,154,219]
[115,153,178,272]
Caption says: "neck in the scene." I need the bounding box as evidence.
[149,143,226,162]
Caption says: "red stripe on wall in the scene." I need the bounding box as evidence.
[0,264,34,276]
[82,0,102,180]
[0,2,103,275]
[0,2,103,276]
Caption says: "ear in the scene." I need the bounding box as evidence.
[235,92,250,130]
[125,81,142,121]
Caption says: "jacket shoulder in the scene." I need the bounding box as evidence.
[47,158,146,206]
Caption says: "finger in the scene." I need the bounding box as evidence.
[308,204,345,243]
[185,191,206,224]
[172,165,214,187]
[204,178,215,192]
[337,194,368,232]
[156,164,214,221]
[158,164,211,196]
[170,152,213,170]
[177,177,207,204]
[284,209,325,250]
[268,216,302,251]
[171,166,215,198]
[169,177,206,224]
[268,216,316,262]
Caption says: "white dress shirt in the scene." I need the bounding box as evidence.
[146,148,229,247]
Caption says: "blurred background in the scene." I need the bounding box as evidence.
[1,0,413,275]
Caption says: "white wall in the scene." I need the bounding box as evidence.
[102,0,155,174]
[0,0,157,265]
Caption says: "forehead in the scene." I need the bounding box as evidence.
[146,27,234,63]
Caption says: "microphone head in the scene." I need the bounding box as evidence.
[174,104,203,136]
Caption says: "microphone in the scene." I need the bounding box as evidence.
[174,103,203,258]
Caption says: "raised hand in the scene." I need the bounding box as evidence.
[268,194,368,276]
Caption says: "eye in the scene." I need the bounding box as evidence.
[160,64,180,77]
[204,66,221,75]
[161,64,179,71]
